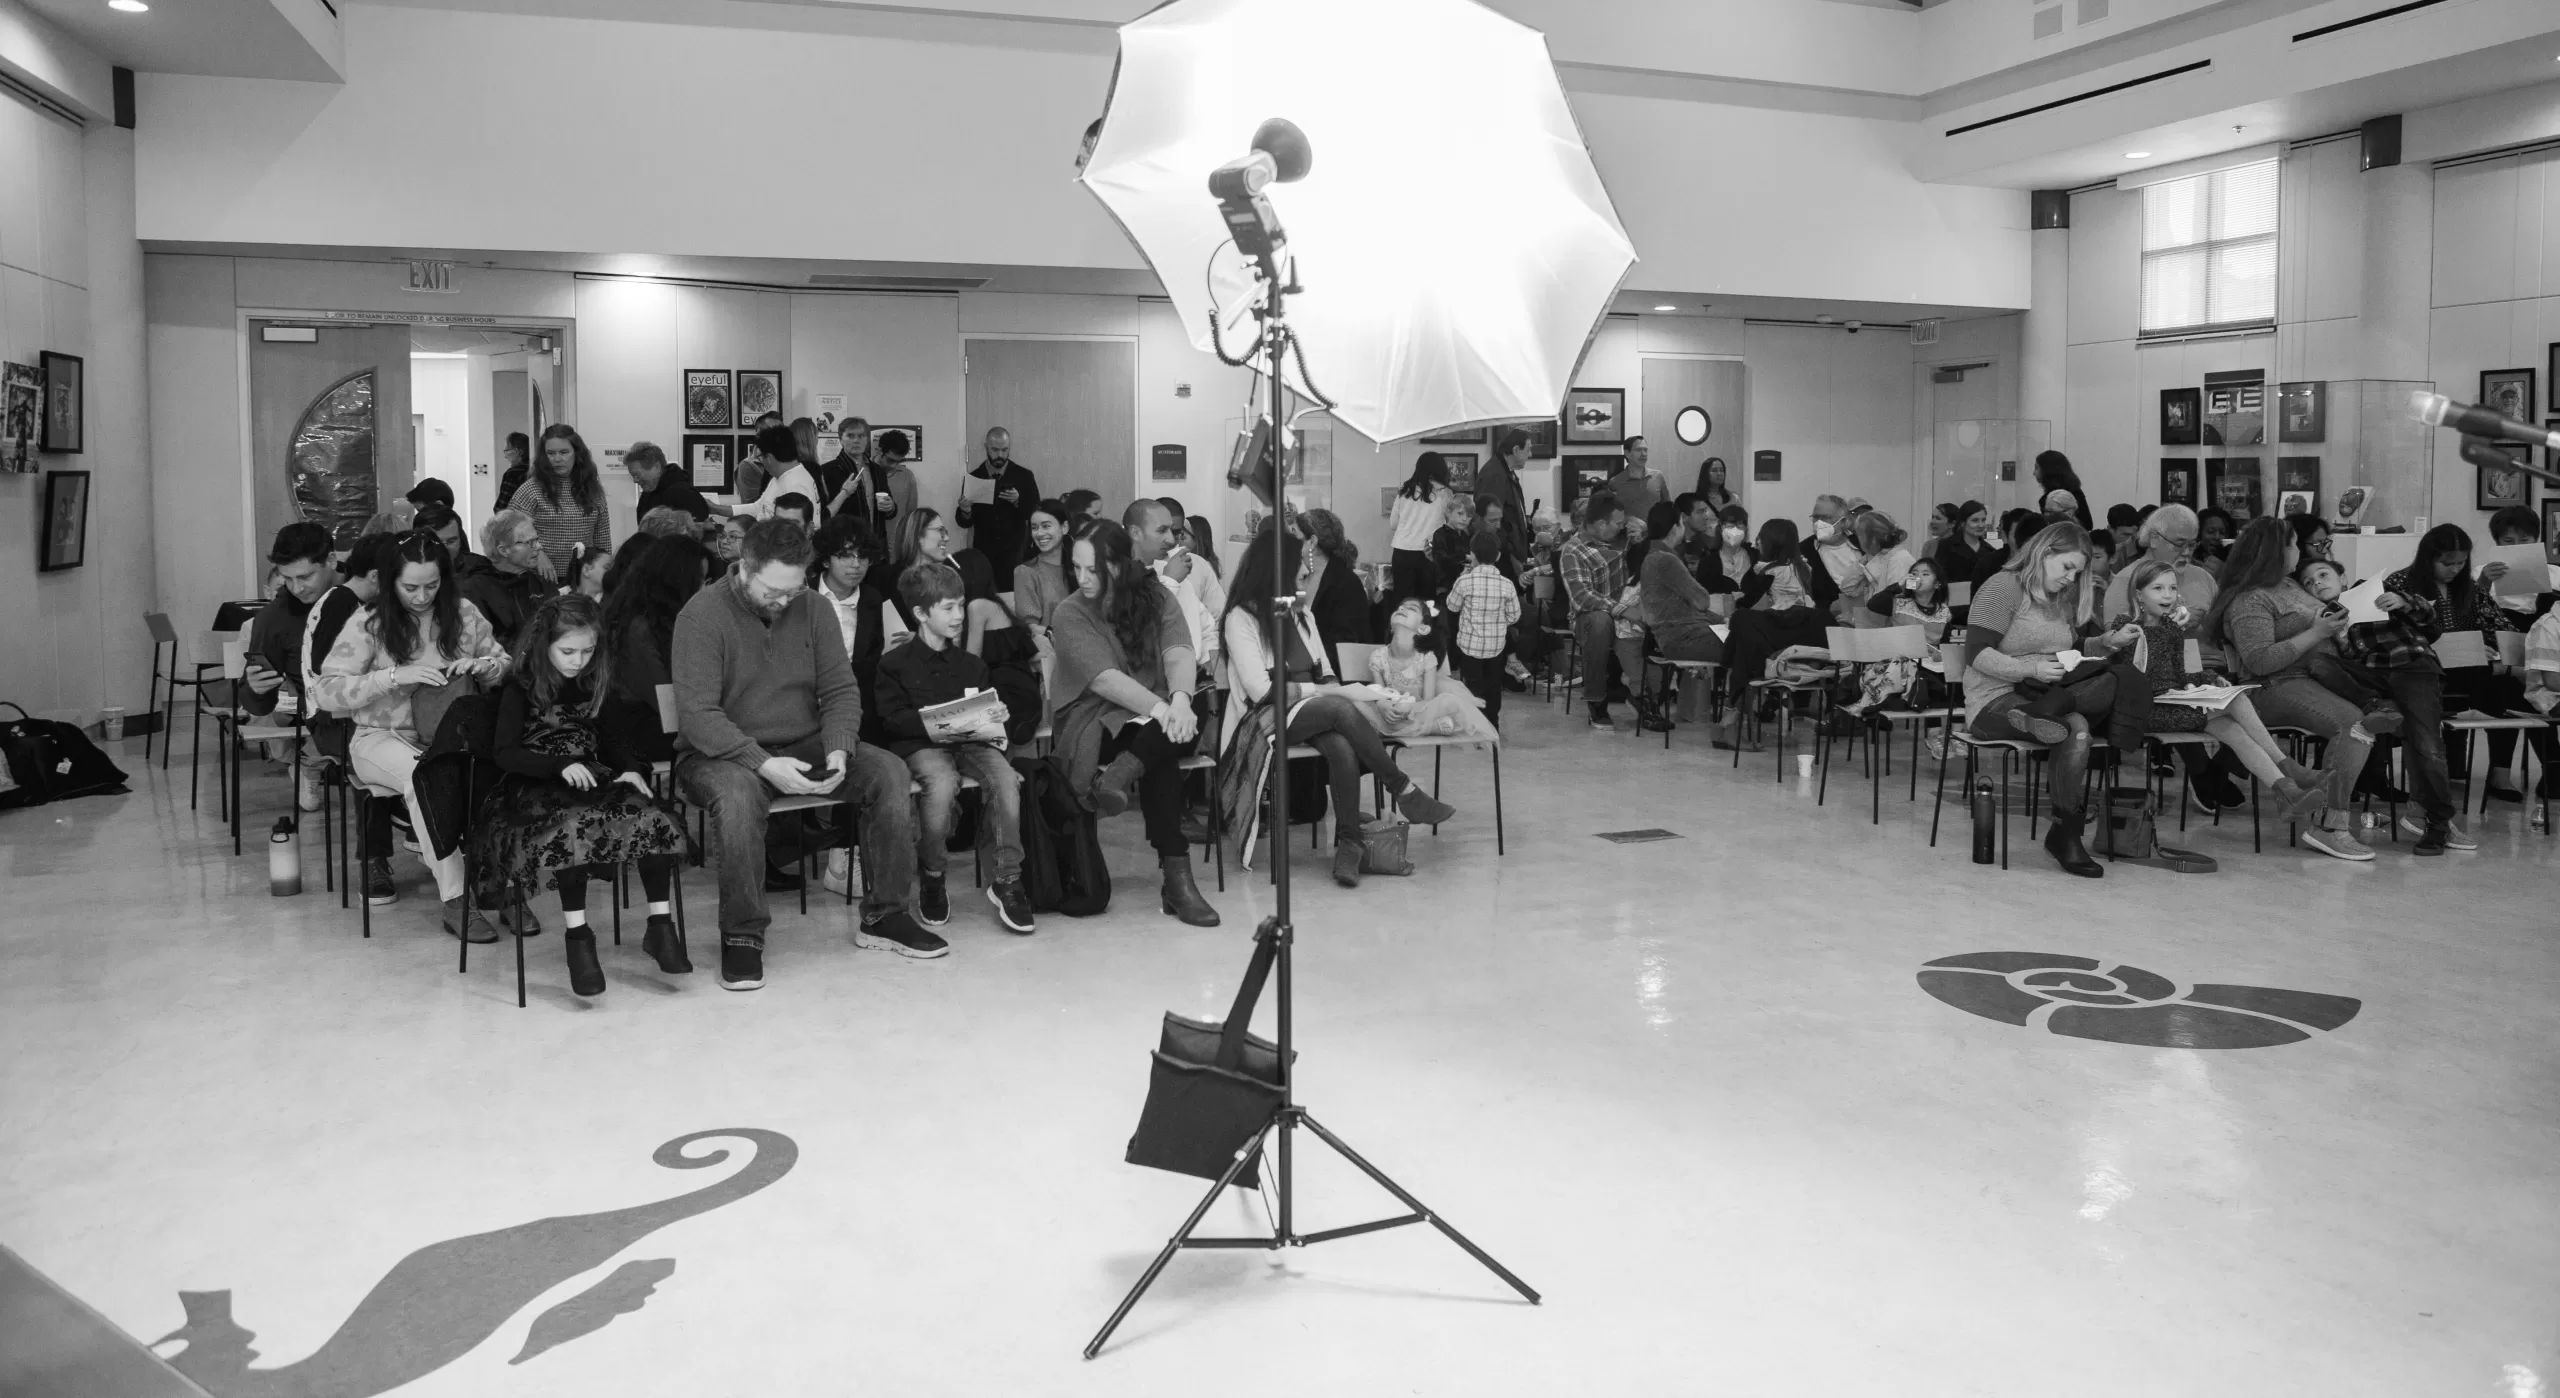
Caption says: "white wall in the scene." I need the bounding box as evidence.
[409,356,469,509]
[2427,143,2560,542]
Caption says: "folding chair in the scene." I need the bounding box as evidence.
[1930,731,2110,867]
[1819,626,1932,821]
[2139,731,2261,854]
[1659,659,1720,749]
[1333,648,1504,856]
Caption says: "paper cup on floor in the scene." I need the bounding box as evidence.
[100,707,124,741]
[1796,753,1815,779]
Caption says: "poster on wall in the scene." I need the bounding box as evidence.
[2479,368,2534,425]
[870,425,923,462]
[0,362,35,473]
[814,393,847,434]
[38,352,81,454]
[1444,452,1479,494]
[2159,458,2198,506]
[737,370,783,425]
[2276,457,2319,517]
[40,470,88,572]
[682,434,730,491]
[2202,371,2265,447]
[2207,456,2264,522]
[1753,449,1782,482]
[1562,388,1625,445]
[1521,418,1559,459]
[1563,455,1619,507]
[2159,388,2200,446]
[2276,381,2325,443]
[685,370,734,429]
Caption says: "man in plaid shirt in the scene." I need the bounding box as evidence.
[1446,530,1522,724]
[1560,490,1642,729]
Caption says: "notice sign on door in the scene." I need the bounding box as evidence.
[1151,444,1187,481]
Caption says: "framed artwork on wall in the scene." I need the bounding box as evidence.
[1420,426,1487,445]
[1525,418,1559,459]
[2543,500,2560,560]
[685,370,734,429]
[2479,368,2535,426]
[2549,345,2559,412]
[2277,491,2314,518]
[737,370,783,425]
[0,361,35,473]
[2206,456,2264,522]
[40,469,89,571]
[870,425,923,461]
[1561,387,1625,445]
[682,434,731,491]
[38,352,82,453]
[1443,452,1479,494]
[1563,455,1619,507]
[2159,458,2198,506]
[2160,387,2200,446]
[2276,381,2324,443]
[2475,442,2531,511]
[2276,456,2319,516]
[2548,417,2560,479]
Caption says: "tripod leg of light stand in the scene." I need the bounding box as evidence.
[1083,1115,1283,1361]
[1294,1111,1541,1304]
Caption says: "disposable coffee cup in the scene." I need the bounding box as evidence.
[1796,753,1815,778]
[100,706,124,741]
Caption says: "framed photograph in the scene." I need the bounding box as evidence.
[39,469,89,571]
[1420,426,1487,446]
[2159,458,2198,506]
[737,370,783,425]
[2206,456,2264,522]
[1524,418,1559,460]
[685,370,734,430]
[2159,387,2201,446]
[682,434,730,491]
[1443,452,1479,494]
[2275,456,2319,516]
[1563,456,1619,508]
[38,351,81,453]
[2550,345,2559,413]
[869,425,923,461]
[1561,387,1626,445]
[2480,368,2535,426]
[2543,500,2560,561]
[2475,442,2531,510]
[2331,485,2370,529]
[2276,380,2325,443]
[2277,490,2314,518]
[0,361,35,474]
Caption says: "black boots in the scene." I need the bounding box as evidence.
[565,931,606,997]
[1091,751,1147,817]
[641,913,691,974]
[1395,784,1457,826]
[2043,808,2103,879]
[1159,854,1220,926]
[1333,838,1365,888]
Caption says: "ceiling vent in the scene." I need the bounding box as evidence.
[806,273,990,290]
[1944,59,2210,137]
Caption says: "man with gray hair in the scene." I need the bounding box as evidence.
[457,507,557,644]
[2101,502,2217,644]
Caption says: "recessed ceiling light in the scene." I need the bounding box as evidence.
[1652,304,1676,312]
[108,0,148,11]
[2125,150,2151,159]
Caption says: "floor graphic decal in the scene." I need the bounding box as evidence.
[149,1128,795,1396]
[1918,952,2360,1048]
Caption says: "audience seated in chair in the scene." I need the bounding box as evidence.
[1959,522,2120,879]
[241,521,339,811]
[2111,558,2328,825]
[2291,554,2459,849]
[1711,515,1834,753]
[1560,490,1646,731]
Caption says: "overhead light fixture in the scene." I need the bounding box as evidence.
[1652,303,1676,312]
[108,0,147,11]
[2124,150,2151,159]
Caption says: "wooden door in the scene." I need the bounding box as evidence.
[962,338,1136,524]
[1639,357,1746,508]
[248,322,414,553]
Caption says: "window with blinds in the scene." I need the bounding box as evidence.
[2138,159,2278,337]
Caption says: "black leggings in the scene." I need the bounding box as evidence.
[1101,720,1196,858]
[1286,693,1409,834]
[1723,607,1828,702]
[554,856,673,912]
[1389,549,1437,607]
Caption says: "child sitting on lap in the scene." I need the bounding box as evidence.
[874,561,1033,936]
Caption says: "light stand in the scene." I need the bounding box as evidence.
[1084,151,1538,1360]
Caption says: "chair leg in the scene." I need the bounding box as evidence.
[1999,750,2012,870]
[1929,734,1957,848]
[1491,746,1505,856]
[1431,747,1443,837]
[189,698,204,810]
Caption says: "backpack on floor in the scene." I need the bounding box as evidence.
[1017,755,1112,917]
[0,702,130,812]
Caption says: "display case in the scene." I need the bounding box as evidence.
[1931,419,2052,523]
[2205,378,2436,583]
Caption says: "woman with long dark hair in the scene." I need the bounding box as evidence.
[601,532,715,766]
[1048,520,1218,926]
[1932,500,1998,599]
[1014,498,1076,643]
[508,423,613,578]
[1219,522,1456,889]
[1297,507,1372,669]
[2203,516,2399,862]
[889,505,1014,651]
[1696,456,1736,515]
[2387,523,2553,813]
[1709,516,1837,752]
[312,531,511,939]
[1388,451,1454,606]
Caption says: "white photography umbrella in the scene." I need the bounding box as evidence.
[1079,0,1636,445]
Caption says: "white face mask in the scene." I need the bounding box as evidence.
[1721,527,1746,547]
[1813,520,1839,543]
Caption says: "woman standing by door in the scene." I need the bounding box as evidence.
[507,424,613,580]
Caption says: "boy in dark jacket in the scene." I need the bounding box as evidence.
[875,561,1033,934]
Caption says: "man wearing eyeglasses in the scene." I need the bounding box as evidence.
[673,517,933,991]
[2097,502,2253,810]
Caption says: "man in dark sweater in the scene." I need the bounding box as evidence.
[673,517,932,990]
[954,427,1040,591]
[874,561,1031,934]
[626,439,717,523]
[241,522,338,810]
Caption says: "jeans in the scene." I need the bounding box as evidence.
[1099,720,1196,858]
[906,742,1023,883]
[1286,692,1411,830]
[676,735,916,948]
[348,727,467,902]
[1453,648,1506,725]
[1972,681,2111,816]
[2245,676,2372,826]
[2306,654,2454,821]
[1573,609,1646,708]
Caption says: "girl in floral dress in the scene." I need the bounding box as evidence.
[1366,600,1499,744]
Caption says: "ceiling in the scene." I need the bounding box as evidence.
[18,0,341,80]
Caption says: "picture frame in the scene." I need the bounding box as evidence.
[2480,368,2535,427]
[2550,345,2559,413]
[2548,418,2560,482]
[2276,380,2324,443]
[2159,387,2201,446]
[0,361,35,473]
[1524,418,1558,460]
[2276,456,2319,516]
[37,351,82,453]
[39,469,89,572]
[685,369,734,430]
[2475,441,2531,511]
[2206,456,2264,522]
[1443,452,1479,494]
[2543,500,2560,561]
[2277,490,2314,519]
[1561,387,1626,445]
[736,370,783,426]
[1563,455,1619,507]
[681,434,731,491]
[869,425,923,462]
[1420,426,1488,446]
[2159,458,2198,506]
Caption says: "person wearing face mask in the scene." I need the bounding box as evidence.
[1698,505,1758,605]
[955,427,1040,591]
[1808,495,1862,593]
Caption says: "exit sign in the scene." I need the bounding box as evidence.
[405,260,457,294]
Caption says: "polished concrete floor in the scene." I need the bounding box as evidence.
[4,698,2557,1398]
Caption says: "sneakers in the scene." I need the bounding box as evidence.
[1995,710,2069,745]
[2298,823,2376,863]
[2411,822,2449,855]
[719,942,764,991]
[642,913,692,974]
[442,898,500,942]
[917,874,950,927]
[762,864,805,893]
[1587,706,1615,730]
[987,878,1035,934]
[820,848,860,899]
[362,857,398,906]
[2398,814,2476,850]
[2356,708,2404,738]
[855,910,949,959]
[297,767,325,813]
[1395,785,1457,826]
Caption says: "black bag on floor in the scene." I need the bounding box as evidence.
[1126,918,1290,1186]
[1017,755,1111,917]
[0,701,130,811]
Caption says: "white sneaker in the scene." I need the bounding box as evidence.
[2398,814,2477,850]
[820,848,859,898]
[297,768,325,812]
[2298,824,2375,862]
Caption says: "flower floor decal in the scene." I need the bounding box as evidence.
[1918,952,2360,1049]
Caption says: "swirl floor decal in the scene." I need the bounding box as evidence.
[1918,952,2360,1048]
[147,1128,795,1398]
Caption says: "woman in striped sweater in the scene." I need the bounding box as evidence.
[507,423,614,579]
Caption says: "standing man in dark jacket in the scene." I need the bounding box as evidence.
[457,509,557,648]
[954,426,1040,591]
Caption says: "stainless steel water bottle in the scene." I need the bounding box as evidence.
[1969,777,1997,864]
